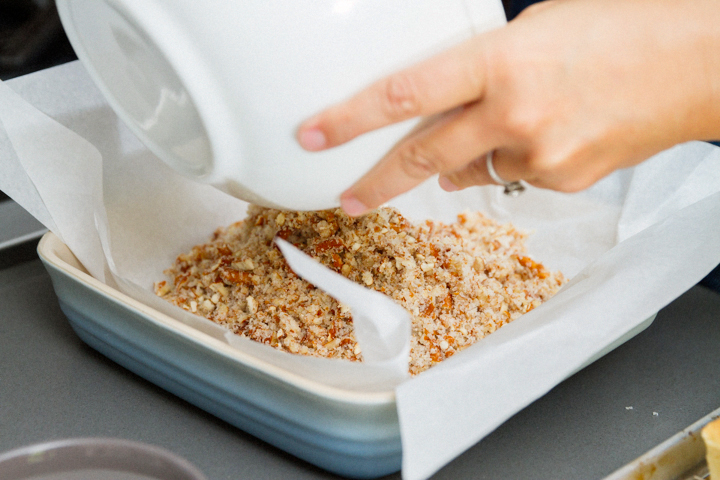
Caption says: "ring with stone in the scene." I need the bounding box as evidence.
[486,151,526,197]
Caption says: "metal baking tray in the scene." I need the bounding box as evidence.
[37,231,401,479]
[604,406,720,480]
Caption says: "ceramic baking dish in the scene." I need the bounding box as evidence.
[37,231,657,479]
[37,232,401,479]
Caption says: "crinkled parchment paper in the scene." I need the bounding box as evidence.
[2,61,720,480]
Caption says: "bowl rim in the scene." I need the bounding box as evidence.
[0,437,208,480]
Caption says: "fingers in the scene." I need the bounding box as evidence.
[440,148,528,191]
[339,103,502,216]
[438,143,631,195]
[297,38,489,151]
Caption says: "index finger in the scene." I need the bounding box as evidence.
[297,36,489,151]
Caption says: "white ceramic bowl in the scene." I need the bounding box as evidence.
[56,0,506,210]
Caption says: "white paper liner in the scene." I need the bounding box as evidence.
[2,61,720,479]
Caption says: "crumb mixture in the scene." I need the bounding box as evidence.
[155,206,565,375]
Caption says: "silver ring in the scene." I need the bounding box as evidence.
[486,151,525,197]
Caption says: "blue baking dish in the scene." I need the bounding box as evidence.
[37,231,657,479]
[38,232,401,479]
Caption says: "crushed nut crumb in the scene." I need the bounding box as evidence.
[155,206,565,375]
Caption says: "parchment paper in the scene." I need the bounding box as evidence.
[2,61,719,480]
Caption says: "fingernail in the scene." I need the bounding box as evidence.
[298,127,327,151]
[341,193,369,217]
[438,175,459,192]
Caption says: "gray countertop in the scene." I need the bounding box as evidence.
[0,219,719,480]
[0,199,46,250]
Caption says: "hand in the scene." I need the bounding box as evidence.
[297,0,720,216]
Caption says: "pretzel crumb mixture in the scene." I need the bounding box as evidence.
[155,206,565,375]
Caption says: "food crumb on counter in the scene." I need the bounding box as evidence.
[155,205,565,375]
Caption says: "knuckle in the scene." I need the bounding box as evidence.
[396,143,444,180]
[524,153,553,175]
[502,107,544,140]
[379,73,422,120]
[522,152,561,183]
[525,150,598,193]
[525,140,577,174]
